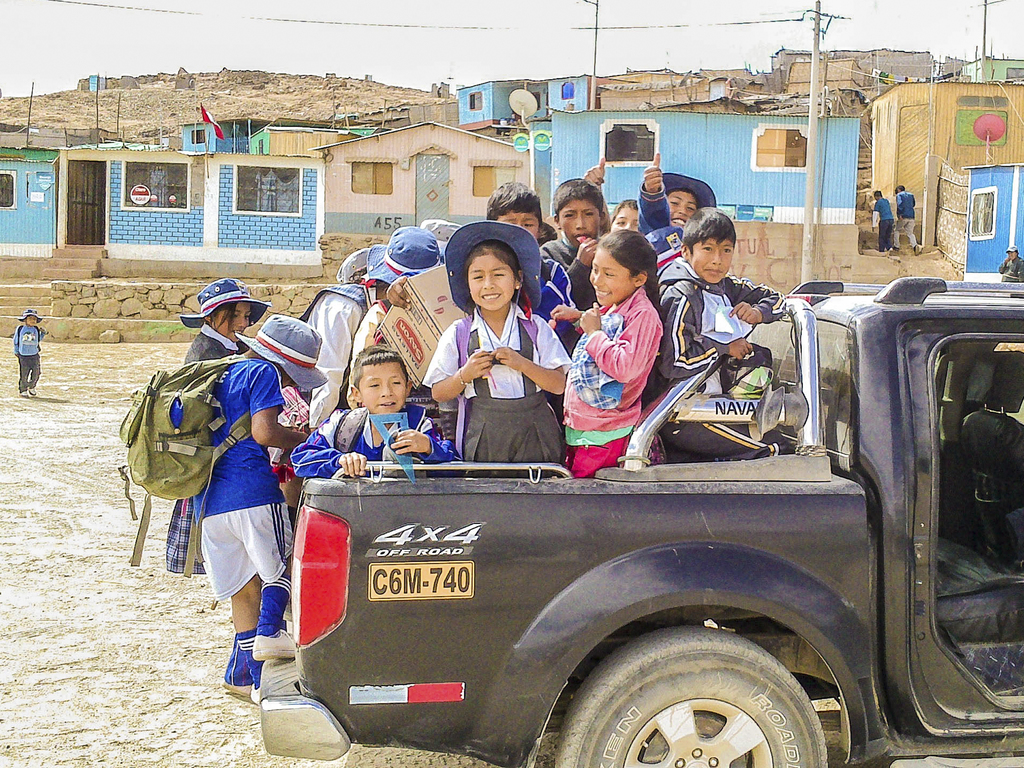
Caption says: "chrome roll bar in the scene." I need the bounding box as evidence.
[619,297,824,471]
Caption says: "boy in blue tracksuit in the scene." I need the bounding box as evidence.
[293,345,457,479]
[13,309,46,397]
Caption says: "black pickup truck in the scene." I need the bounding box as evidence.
[260,278,1024,768]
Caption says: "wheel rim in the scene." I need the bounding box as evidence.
[623,698,773,768]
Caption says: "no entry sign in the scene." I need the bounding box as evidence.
[129,185,151,205]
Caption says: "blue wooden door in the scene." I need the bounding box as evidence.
[415,154,450,224]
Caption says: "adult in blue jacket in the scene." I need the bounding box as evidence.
[894,185,920,253]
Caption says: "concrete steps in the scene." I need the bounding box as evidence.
[42,247,105,280]
[0,283,51,315]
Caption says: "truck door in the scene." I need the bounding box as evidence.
[902,322,1024,739]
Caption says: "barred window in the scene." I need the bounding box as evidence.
[124,162,188,209]
[237,166,300,214]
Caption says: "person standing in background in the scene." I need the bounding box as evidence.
[894,185,920,254]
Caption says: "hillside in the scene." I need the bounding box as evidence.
[0,69,449,143]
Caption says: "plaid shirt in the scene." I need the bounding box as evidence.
[568,313,626,410]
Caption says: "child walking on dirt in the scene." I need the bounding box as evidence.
[13,309,45,397]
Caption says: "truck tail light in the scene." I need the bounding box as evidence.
[293,504,351,647]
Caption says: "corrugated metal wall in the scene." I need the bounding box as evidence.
[873,82,1024,198]
[551,110,858,222]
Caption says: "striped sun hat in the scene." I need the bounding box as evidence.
[179,278,271,329]
[236,315,327,392]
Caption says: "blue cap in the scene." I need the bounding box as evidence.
[179,278,271,329]
[366,227,442,284]
[663,173,716,210]
[443,221,542,313]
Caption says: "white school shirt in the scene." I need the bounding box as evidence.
[423,305,571,400]
[306,292,365,428]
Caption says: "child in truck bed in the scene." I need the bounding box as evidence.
[425,221,571,464]
[655,208,789,461]
[293,345,456,479]
[562,230,663,477]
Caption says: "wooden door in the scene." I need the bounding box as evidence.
[67,160,106,245]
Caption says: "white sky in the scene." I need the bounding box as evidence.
[0,0,1012,98]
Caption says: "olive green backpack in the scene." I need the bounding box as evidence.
[119,356,251,566]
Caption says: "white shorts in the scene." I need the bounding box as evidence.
[200,503,292,601]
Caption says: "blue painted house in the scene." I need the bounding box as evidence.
[965,164,1024,280]
[182,119,269,154]
[56,145,323,268]
[551,109,859,224]
[0,147,58,258]
[458,77,591,131]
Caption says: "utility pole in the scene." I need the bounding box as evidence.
[800,1,822,283]
[583,0,599,108]
[25,82,34,147]
[981,0,988,82]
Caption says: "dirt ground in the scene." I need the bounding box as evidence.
[0,343,879,768]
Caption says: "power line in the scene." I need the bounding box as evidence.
[573,17,806,30]
[34,0,514,29]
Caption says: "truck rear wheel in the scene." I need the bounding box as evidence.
[555,627,827,768]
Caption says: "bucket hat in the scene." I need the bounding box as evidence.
[235,315,327,392]
[19,308,41,320]
[366,227,442,284]
[443,221,542,313]
[179,278,271,329]
[663,173,717,210]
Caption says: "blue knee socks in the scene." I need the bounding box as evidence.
[257,576,291,637]
[227,629,257,687]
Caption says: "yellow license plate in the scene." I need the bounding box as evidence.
[368,561,475,601]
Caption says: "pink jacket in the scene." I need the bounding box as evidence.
[563,288,663,433]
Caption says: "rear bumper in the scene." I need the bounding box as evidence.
[258,659,351,761]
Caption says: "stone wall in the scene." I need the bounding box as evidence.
[49,281,335,322]
[319,231,387,280]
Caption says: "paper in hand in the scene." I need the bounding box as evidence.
[369,412,416,483]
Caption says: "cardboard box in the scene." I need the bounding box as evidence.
[379,266,465,386]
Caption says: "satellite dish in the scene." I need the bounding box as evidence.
[509,89,539,118]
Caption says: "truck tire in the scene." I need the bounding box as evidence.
[555,627,827,768]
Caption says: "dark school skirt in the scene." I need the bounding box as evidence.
[464,391,565,465]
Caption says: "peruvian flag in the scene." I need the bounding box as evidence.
[200,104,224,140]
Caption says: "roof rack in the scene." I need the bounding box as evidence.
[791,277,1024,306]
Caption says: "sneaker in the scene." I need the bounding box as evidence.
[221,680,255,703]
[19,391,29,398]
[253,630,295,661]
[250,685,261,706]
[28,388,36,396]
